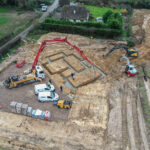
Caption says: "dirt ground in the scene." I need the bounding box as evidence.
[1,8,150,150]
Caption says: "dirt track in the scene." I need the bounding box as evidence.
[1,9,150,150]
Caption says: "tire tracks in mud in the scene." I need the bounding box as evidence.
[121,84,129,150]
[137,92,150,150]
[126,83,139,150]
[144,79,150,106]
[123,81,149,150]
[106,79,149,150]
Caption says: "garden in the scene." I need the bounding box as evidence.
[85,5,121,20]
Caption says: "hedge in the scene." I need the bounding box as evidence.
[44,18,109,28]
[44,18,123,29]
[40,22,122,38]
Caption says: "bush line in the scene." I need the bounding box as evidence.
[40,22,122,38]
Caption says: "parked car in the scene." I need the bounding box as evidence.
[96,17,104,23]
[42,5,47,12]
[32,109,51,120]
[34,83,55,95]
[38,91,59,102]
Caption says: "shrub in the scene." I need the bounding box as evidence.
[127,39,135,47]
[108,19,121,29]
[103,10,113,23]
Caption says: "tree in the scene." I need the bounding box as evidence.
[103,10,113,23]
[59,0,70,7]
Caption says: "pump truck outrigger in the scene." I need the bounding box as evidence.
[4,37,93,88]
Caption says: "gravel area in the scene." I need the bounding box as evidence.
[0,63,72,121]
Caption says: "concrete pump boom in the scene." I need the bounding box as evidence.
[32,37,92,69]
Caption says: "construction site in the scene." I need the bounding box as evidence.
[1,8,150,150]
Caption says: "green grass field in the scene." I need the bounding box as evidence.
[85,5,121,19]
[0,10,36,38]
[0,8,9,13]
[0,16,11,26]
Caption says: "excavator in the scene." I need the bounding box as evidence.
[120,56,137,76]
[53,100,72,109]
[105,45,139,58]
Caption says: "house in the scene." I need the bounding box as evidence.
[61,5,90,22]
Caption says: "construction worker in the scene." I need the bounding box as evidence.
[71,73,75,80]
[47,79,52,87]
[60,85,63,92]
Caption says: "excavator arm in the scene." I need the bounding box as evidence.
[120,56,130,66]
[105,45,129,58]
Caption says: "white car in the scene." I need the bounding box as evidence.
[96,17,104,23]
[42,5,47,12]
[34,84,55,95]
[38,91,59,102]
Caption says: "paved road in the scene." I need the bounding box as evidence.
[22,0,59,37]
[39,0,59,23]
[0,0,59,54]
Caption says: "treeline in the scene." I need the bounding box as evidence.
[117,0,150,8]
[74,0,150,9]
[0,0,53,9]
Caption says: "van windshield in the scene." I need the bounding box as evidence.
[51,92,55,98]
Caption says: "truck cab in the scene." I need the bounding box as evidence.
[35,66,45,79]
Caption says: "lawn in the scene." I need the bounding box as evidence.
[0,8,9,13]
[0,16,11,26]
[0,10,37,38]
[85,5,121,19]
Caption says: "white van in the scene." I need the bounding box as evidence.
[34,84,55,95]
[38,92,59,102]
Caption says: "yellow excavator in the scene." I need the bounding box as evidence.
[4,66,45,88]
[105,45,139,58]
[53,100,72,109]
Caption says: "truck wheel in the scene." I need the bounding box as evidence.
[17,83,22,87]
